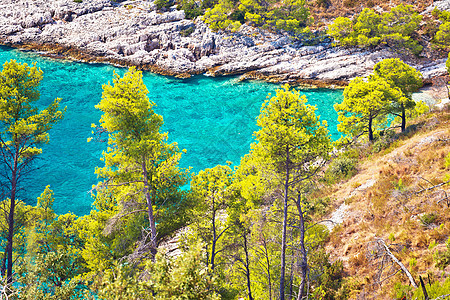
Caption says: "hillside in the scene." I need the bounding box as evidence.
[319,100,450,298]
[1,0,450,299]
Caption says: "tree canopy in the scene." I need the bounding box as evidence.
[327,4,423,55]
[255,84,331,299]
[95,67,189,258]
[373,58,422,131]
[335,76,401,142]
[0,60,64,283]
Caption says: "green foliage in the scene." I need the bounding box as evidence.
[432,8,450,22]
[75,193,129,277]
[435,237,450,270]
[327,4,422,55]
[148,244,220,299]
[0,59,65,282]
[255,84,331,298]
[391,100,429,128]
[305,197,331,217]
[203,0,241,32]
[373,58,422,98]
[373,58,423,132]
[256,84,331,173]
[353,8,381,47]
[177,0,203,19]
[95,67,189,251]
[311,259,345,299]
[433,21,450,49]
[379,4,421,37]
[371,129,395,153]
[155,0,173,11]
[0,60,65,160]
[92,243,219,299]
[412,276,450,298]
[447,52,450,74]
[392,282,413,299]
[10,187,87,299]
[335,58,424,142]
[327,17,355,46]
[91,263,148,299]
[203,0,310,33]
[326,156,358,181]
[335,76,401,142]
[445,151,450,169]
[429,239,437,250]
[73,0,82,2]
[189,165,233,271]
[420,212,438,226]
[272,0,310,33]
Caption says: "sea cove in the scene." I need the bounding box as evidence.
[0,46,343,216]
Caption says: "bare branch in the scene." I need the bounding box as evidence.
[415,179,450,195]
[367,238,417,288]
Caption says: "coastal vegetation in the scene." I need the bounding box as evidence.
[327,4,423,55]
[180,0,450,60]
[0,52,448,299]
[0,0,449,298]
[335,58,425,142]
[200,0,311,32]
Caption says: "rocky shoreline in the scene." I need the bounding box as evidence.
[0,0,448,87]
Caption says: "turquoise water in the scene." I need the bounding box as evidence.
[0,46,343,216]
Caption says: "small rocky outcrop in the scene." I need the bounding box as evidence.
[0,0,447,84]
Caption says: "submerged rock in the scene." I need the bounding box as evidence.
[0,0,447,84]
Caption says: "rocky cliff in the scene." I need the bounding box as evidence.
[0,0,447,85]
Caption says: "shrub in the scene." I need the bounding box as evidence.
[306,197,331,217]
[311,260,345,299]
[73,0,82,2]
[434,22,450,49]
[420,212,437,227]
[328,4,422,55]
[155,0,173,11]
[392,282,413,299]
[412,276,450,298]
[327,156,358,180]
[435,237,450,270]
[177,0,203,19]
[203,0,241,32]
[372,129,395,153]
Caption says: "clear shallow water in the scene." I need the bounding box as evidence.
[0,46,343,216]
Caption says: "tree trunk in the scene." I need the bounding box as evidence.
[211,195,217,271]
[279,145,290,300]
[5,149,18,284]
[368,115,374,142]
[1,249,6,277]
[141,158,157,258]
[262,234,272,300]
[378,239,417,288]
[288,253,295,300]
[295,193,308,300]
[401,103,406,132]
[419,276,429,300]
[243,232,253,300]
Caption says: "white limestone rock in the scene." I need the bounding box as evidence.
[0,0,446,83]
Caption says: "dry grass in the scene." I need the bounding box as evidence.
[322,109,450,298]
